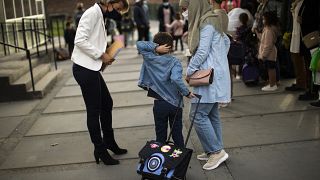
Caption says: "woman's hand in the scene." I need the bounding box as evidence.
[101,53,115,65]
[156,44,171,54]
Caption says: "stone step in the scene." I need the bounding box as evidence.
[0,59,39,83]
[12,63,51,90]
[27,70,62,98]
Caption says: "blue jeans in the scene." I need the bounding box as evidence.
[153,100,184,147]
[190,103,223,153]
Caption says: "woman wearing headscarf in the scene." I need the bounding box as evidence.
[181,0,231,170]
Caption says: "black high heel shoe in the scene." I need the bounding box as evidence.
[94,149,119,165]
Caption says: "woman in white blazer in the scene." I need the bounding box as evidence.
[71,0,129,166]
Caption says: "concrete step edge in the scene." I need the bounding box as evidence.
[12,63,51,90]
[27,70,62,97]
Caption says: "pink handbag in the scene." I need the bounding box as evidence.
[188,68,214,87]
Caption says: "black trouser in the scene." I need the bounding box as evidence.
[300,42,320,93]
[153,100,184,147]
[174,35,183,51]
[72,63,113,147]
[137,25,149,41]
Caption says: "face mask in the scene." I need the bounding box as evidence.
[163,2,169,6]
[104,9,122,21]
[182,10,188,21]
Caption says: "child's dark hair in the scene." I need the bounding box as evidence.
[175,13,181,20]
[153,32,173,53]
[263,11,279,27]
[239,13,248,26]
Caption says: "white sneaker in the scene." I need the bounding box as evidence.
[197,153,208,161]
[261,84,278,91]
[203,150,229,170]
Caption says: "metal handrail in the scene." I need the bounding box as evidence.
[0,41,35,92]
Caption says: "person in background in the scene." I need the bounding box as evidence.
[285,0,307,92]
[166,13,185,51]
[74,2,85,28]
[71,0,129,166]
[121,12,135,47]
[297,0,320,102]
[181,0,231,170]
[221,0,240,13]
[64,22,76,57]
[137,32,195,147]
[134,0,149,41]
[255,11,280,91]
[157,0,175,33]
[227,4,254,36]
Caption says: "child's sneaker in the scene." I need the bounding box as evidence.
[203,150,229,170]
[261,84,278,91]
[197,153,209,161]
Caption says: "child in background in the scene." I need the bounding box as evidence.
[165,13,185,51]
[137,32,195,147]
[121,13,135,47]
[255,11,279,91]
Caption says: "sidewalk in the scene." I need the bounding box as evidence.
[0,21,320,180]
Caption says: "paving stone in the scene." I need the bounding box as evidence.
[226,141,320,180]
[220,93,317,117]
[1,126,196,169]
[0,156,207,180]
[65,71,140,86]
[0,100,39,117]
[232,79,294,97]
[0,117,24,138]
[222,110,320,148]
[102,64,141,74]
[56,81,141,98]
[44,91,153,114]
[27,106,154,136]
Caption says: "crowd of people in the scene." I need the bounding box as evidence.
[67,0,320,173]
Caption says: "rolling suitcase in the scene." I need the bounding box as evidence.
[137,94,202,180]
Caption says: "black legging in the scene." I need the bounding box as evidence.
[72,63,113,146]
[174,35,183,51]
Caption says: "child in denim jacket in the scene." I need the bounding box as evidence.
[137,32,195,147]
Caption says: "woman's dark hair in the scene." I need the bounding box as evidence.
[262,11,279,27]
[153,32,173,53]
[239,13,249,26]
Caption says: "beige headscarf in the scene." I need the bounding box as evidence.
[180,0,223,55]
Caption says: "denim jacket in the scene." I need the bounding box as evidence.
[187,25,231,104]
[137,41,190,107]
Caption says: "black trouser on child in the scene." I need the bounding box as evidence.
[153,100,184,147]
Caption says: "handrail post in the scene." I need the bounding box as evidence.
[43,19,48,54]
[1,23,7,56]
[33,19,39,56]
[12,23,18,53]
[26,49,35,92]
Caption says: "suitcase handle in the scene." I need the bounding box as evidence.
[185,94,201,147]
[166,94,202,147]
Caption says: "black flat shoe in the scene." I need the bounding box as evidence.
[310,100,320,107]
[285,84,305,91]
[298,92,319,101]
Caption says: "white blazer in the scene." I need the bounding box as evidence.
[71,3,107,71]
